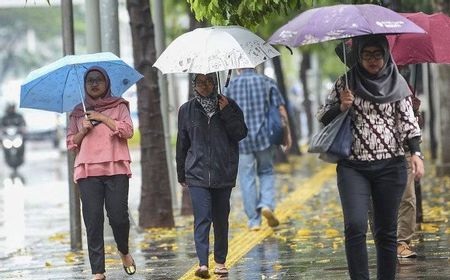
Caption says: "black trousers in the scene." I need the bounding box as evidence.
[78,174,130,274]
[189,186,232,267]
[337,157,407,280]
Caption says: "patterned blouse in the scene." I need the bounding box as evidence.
[316,76,421,162]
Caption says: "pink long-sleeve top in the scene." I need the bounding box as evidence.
[66,103,133,182]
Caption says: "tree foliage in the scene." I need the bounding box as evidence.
[165,0,191,36]
[0,5,85,82]
[186,0,305,29]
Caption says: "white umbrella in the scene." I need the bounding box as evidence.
[153,25,280,75]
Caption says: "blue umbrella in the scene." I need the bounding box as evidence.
[20,52,143,113]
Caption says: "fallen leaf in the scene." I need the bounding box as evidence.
[324,228,340,238]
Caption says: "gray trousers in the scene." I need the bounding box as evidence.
[78,174,130,274]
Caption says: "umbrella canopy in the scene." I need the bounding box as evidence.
[20,52,143,113]
[388,12,450,65]
[153,25,280,74]
[268,4,425,48]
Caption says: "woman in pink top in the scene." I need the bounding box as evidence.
[66,66,135,280]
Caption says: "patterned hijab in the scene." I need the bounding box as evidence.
[192,73,219,116]
[71,66,128,117]
[347,35,411,104]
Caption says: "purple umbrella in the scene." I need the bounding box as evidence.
[268,4,425,88]
[268,4,425,48]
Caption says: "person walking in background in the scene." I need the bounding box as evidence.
[224,68,291,231]
[397,65,424,258]
[1,103,26,130]
[317,35,424,280]
[66,66,136,280]
[176,73,247,278]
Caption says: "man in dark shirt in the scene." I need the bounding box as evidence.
[1,104,26,129]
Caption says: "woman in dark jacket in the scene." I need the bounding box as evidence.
[317,35,424,280]
[176,73,247,278]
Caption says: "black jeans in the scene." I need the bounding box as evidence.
[189,186,232,267]
[78,175,130,274]
[337,157,407,280]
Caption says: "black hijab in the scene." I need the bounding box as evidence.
[346,35,411,104]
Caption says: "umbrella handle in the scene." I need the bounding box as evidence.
[413,64,418,96]
[216,72,222,95]
[342,41,349,91]
[224,70,232,88]
[74,66,88,115]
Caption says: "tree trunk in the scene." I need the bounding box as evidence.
[273,55,301,156]
[300,52,314,138]
[61,0,82,251]
[435,64,450,176]
[126,0,174,228]
[434,0,450,176]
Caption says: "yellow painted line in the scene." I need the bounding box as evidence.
[179,163,336,280]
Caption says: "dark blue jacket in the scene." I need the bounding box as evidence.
[176,97,247,188]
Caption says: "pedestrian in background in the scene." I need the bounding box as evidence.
[396,65,424,258]
[66,66,136,280]
[317,35,424,280]
[1,103,26,129]
[225,68,291,231]
[176,73,247,278]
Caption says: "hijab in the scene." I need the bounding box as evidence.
[71,66,128,117]
[347,35,411,104]
[192,73,219,116]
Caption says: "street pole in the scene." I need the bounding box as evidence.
[61,0,82,250]
[153,0,178,210]
[85,0,101,53]
[100,0,120,55]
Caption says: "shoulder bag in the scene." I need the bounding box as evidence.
[308,108,352,163]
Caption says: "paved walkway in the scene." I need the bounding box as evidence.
[0,147,449,279]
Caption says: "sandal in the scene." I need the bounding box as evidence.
[213,267,229,275]
[194,267,210,279]
[123,260,136,275]
[92,275,106,280]
[121,255,136,275]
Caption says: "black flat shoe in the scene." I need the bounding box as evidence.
[123,258,136,275]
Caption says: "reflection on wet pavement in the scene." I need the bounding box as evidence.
[2,177,25,255]
[0,143,449,279]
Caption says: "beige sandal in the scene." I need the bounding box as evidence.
[213,266,229,275]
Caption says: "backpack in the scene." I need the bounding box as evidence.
[266,86,284,145]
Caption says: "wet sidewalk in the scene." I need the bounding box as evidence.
[0,146,449,279]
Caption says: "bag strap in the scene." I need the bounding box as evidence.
[265,80,275,114]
